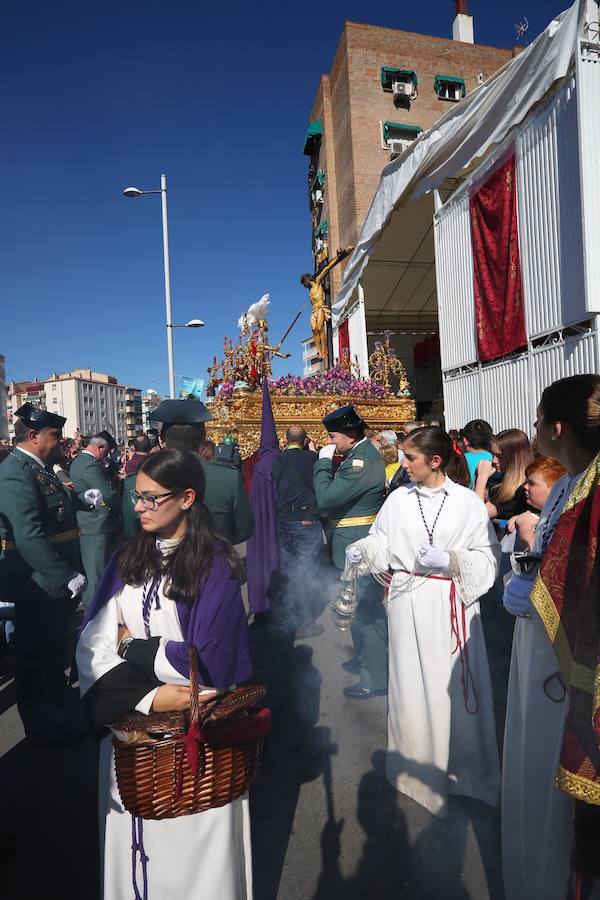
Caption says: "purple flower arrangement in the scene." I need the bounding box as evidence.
[215,367,390,400]
[269,366,390,400]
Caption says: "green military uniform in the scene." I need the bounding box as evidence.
[314,405,387,694]
[121,472,139,539]
[121,459,254,545]
[148,397,255,547]
[201,460,254,545]
[69,449,119,607]
[0,445,83,738]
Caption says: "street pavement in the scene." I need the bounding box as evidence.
[0,569,514,900]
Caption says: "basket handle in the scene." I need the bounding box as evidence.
[188,645,201,726]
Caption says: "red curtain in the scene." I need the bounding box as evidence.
[470,154,527,362]
[338,319,350,365]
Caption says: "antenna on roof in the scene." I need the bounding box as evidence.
[515,16,529,45]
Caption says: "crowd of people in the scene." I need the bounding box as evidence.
[0,371,599,900]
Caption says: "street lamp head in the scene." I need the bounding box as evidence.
[122,186,143,198]
[186,319,205,328]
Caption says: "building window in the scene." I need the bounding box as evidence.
[382,121,423,158]
[52,384,57,391]
[381,67,418,100]
[434,75,466,102]
[303,120,323,156]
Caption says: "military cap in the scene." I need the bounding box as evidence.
[322,404,366,433]
[15,402,66,431]
[95,430,117,451]
[149,396,214,425]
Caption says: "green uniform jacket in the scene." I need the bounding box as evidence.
[121,472,139,539]
[69,451,119,535]
[202,460,254,545]
[118,461,255,546]
[0,449,82,598]
[313,439,385,568]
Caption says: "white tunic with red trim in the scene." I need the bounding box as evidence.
[347,477,501,816]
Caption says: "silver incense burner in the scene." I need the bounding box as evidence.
[331,582,358,631]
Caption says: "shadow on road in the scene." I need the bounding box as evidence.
[312,749,504,900]
[249,575,329,900]
[0,709,99,900]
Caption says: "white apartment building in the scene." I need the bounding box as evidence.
[0,355,8,441]
[301,337,322,377]
[44,369,130,441]
[142,390,163,430]
[6,379,47,437]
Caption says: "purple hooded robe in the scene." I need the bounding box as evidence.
[246,379,281,614]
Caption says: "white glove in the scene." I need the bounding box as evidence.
[346,545,362,564]
[503,573,534,617]
[67,573,87,599]
[318,444,336,460]
[417,544,450,569]
[84,489,103,509]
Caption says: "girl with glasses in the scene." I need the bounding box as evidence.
[76,449,253,900]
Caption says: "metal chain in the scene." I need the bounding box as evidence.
[416,491,448,546]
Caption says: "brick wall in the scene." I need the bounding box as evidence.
[305,19,517,299]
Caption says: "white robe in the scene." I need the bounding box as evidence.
[77,582,253,900]
[347,477,501,816]
[501,472,600,900]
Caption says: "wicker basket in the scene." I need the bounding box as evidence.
[111,649,269,820]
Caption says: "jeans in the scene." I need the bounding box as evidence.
[277,521,324,628]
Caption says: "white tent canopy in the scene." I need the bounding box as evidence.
[332,0,584,328]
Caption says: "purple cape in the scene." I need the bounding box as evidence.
[246,379,281,614]
[81,550,252,688]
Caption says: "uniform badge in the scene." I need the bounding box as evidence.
[352,459,364,469]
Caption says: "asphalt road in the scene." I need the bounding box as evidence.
[0,568,514,900]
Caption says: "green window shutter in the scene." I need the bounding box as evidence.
[383,121,423,142]
[380,67,418,91]
[311,169,325,190]
[434,75,466,98]
[303,120,323,155]
[313,218,329,239]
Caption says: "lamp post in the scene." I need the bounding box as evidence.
[123,175,204,398]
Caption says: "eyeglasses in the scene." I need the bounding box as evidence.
[129,489,181,511]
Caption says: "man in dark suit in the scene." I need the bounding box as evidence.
[272,425,324,639]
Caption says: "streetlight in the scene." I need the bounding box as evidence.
[122,175,202,399]
[168,319,205,329]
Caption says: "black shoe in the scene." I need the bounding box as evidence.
[343,684,387,700]
[341,657,360,675]
[294,623,325,640]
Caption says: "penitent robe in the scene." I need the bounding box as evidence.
[346,477,500,816]
[76,550,253,900]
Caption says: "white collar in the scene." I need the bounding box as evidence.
[82,449,96,458]
[17,446,46,468]
[407,475,453,497]
[346,437,367,457]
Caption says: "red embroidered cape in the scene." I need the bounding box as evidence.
[531,453,600,804]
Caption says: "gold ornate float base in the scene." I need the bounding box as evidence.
[206,392,416,458]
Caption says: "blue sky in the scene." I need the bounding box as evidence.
[2,0,569,396]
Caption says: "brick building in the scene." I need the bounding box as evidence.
[303,4,518,304]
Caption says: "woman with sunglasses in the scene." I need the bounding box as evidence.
[76,449,253,900]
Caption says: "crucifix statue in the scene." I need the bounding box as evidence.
[300,245,354,363]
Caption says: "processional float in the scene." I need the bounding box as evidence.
[204,293,416,457]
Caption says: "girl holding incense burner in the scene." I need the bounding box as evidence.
[344,426,500,817]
